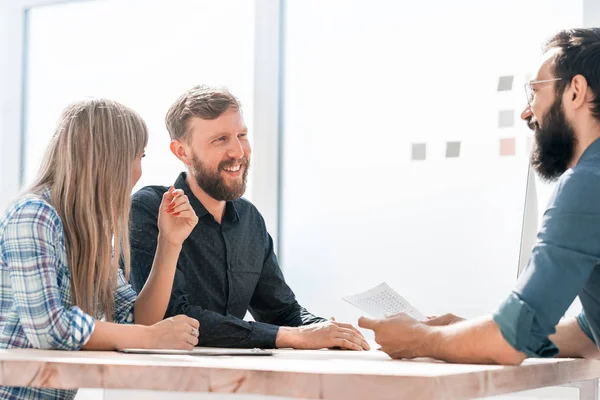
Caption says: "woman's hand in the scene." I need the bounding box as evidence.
[157,186,198,246]
[147,315,200,350]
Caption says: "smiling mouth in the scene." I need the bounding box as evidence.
[223,164,242,173]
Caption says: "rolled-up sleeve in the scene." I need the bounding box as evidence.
[577,310,596,344]
[493,170,600,358]
[2,200,95,350]
[493,293,559,357]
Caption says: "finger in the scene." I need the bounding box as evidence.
[424,314,458,326]
[180,341,194,350]
[174,315,196,327]
[161,186,177,205]
[333,322,370,349]
[174,321,194,334]
[167,192,187,206]
[358,316,378,329]
[167,204,192,215]
[338,328,369,350]
[166,195,189,212]
[423,316,443,326]
[180,332,198,347]
[187,318,200,329]
[333,338,362,351]
[379,346,395,358]
[334,321,365,338]
[173,337,194,350]
[185,332,199,346]
[189,326,200,337]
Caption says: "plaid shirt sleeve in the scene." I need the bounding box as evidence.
[113,267,136,324]
[2,199,95,350]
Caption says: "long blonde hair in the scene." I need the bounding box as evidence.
[29,98,148,321]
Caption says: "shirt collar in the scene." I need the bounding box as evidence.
[40,187,51,202]
[578,137,600,164]
[174,172,240,224]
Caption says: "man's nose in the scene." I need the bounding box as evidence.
[521,104,533,121]
[227,138,245,159]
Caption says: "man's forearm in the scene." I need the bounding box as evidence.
[426,316,527,365]
[550,317,599,358]
[270,305,326,328]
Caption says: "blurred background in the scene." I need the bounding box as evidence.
[1,0,598,398]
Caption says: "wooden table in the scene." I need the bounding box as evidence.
[0,348,599,399]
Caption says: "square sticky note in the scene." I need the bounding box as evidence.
[500,138,516,156]
[497,76,514,92]
[446,141,461,158]
[411,143,426,161]
[499,110,515,128]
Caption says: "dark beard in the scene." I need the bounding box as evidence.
[190,155,249,201]
[529,98,577,182]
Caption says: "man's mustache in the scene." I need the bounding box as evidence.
[526,117,538,131]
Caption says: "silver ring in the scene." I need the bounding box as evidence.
[191,328,199,337]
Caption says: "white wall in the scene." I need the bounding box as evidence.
[0,0,281,238]
[0,0,26,212]
[280,0,583,328]
[2,1,600,399]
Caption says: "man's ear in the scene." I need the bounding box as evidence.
[569,74,591,110]
[170,139,192,166]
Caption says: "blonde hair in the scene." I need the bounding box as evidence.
[29,98,148,321]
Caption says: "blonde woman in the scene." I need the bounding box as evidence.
[0,99,199,399]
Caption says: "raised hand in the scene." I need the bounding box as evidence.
[157,186,199,246]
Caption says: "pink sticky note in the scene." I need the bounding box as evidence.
[500,138,516,156]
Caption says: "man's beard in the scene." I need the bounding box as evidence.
[529,98,577,182]
[190,154,250,201]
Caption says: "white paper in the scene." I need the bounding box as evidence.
[342,282,426,321]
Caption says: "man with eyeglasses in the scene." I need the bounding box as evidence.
[359,28,600,364]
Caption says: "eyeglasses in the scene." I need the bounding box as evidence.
[524,78,562,106]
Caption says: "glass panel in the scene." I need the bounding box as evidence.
[281,0,583,324]
[25,0,255,198]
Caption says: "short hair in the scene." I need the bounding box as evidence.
[545,28,600,119]
[165,85,241,141]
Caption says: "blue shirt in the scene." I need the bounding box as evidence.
[0,190,137,399]
[493,138,600,357]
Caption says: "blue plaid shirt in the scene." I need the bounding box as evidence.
[0,190,137,399]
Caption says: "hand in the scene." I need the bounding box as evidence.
[147,315,200,350]
[358,313,433,359]
[425,313,465,326]
[157,186,198,246]
[276,321,370,351]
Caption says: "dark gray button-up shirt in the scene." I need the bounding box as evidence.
[129,172,325,348]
